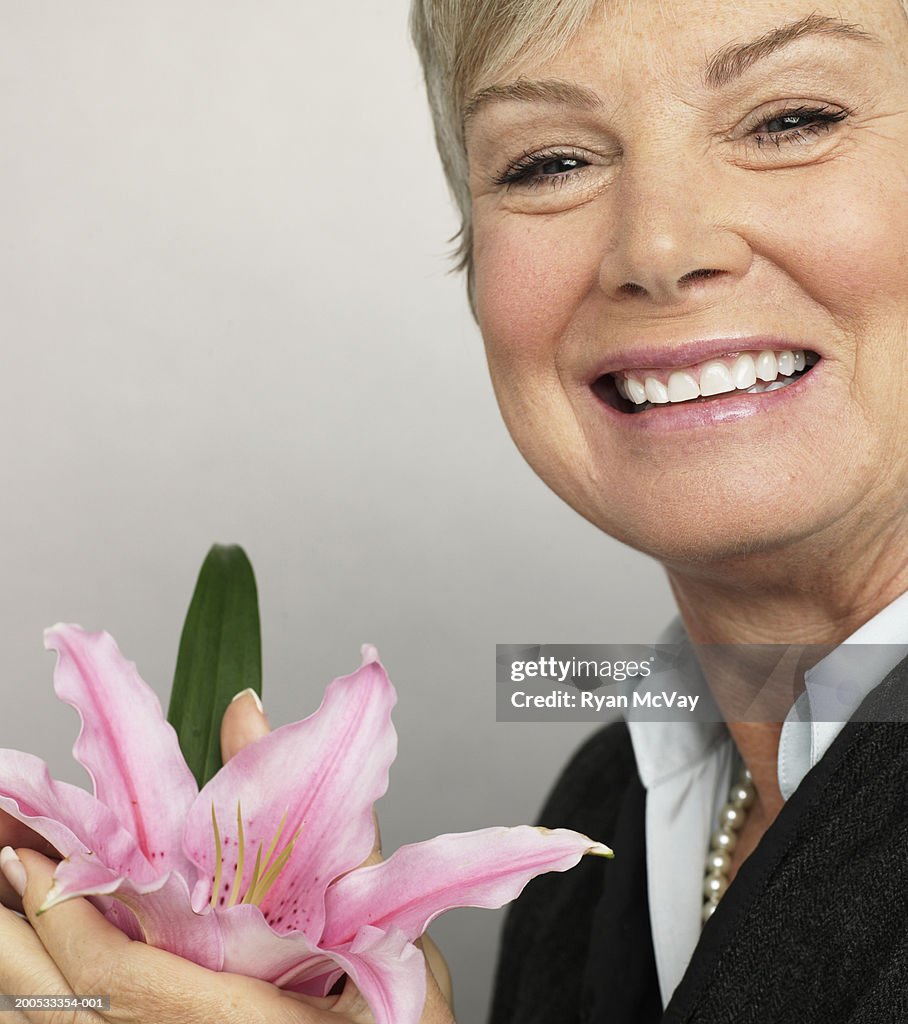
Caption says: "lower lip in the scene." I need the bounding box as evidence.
[589,361,823,434]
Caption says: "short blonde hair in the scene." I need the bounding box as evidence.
[410,0,908,302]
[409,0,600,300]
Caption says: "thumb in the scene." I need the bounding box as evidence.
[0,811,59,911]
[221,689,271,762]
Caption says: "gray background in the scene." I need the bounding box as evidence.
[0,3,676,1020]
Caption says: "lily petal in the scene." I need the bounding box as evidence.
[322,826,613,946]
[184,658,396,938]
[0,749,157,881]
[319,927,425,1024]
[45,624,198,875]
[47,851,155,905]
[282,966,347,1000]
[99,897,145,941]
[42,859,224,971]
[218,902,334,984]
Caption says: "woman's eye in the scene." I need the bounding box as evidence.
[749,105,849,148]
[536,156,584,176]
[764,113,814,133]
[493,152,590,189]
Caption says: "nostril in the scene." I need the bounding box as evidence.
[618,281,648,297]
[679,268,723,285]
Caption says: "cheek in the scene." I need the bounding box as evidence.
[472,210,599,384]
[757,150,908,458]
[763,153,908,332]
[471,210,605,497]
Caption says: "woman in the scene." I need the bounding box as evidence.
[411,0,908,1019]
[413,0,908,1019]
[2,0,908,1020]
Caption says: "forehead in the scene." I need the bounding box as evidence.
[469,0,906,94]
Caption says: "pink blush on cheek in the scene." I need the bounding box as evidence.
[473,221,601,365]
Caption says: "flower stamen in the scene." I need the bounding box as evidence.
[226,803,246,908]
[242,844,265,905]
[210,804,302,909]
[248,825,302,905]
[209,803,223,910]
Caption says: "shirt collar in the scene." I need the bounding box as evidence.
[625,618,727,789]
[628,587,908,797]
[778,587,908,797]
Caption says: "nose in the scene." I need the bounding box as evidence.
[598,159,753,305]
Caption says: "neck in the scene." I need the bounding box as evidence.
[663,522,908,826]
[666,528,908,647]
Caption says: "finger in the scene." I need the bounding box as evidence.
[418,934,452,1008]
[0,901,103,1024]
[14,850,336,1024]
[323,975,375,1023]
[16,848,207,1021]
[0,902,72,994]
[220,689,270,762]
[284,975,376,1024]
[0,813,58,912]
[419,961,457,1024]
[16,849,134,1005]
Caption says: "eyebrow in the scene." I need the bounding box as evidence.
[704,13,882,87]
[462,78,601,128]
[463,14,882,127]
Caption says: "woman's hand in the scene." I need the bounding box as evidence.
[0,693,455,1024]
[0,848,454,1024]
[0,811,57,913]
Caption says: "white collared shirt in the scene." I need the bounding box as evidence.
[625,589,908,1008]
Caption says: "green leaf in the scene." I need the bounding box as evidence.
[168,544,262,787]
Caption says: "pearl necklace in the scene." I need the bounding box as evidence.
[702,762,755,923]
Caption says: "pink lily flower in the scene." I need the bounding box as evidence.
[0,625,611,1024]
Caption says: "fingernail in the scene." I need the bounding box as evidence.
[231,687,264,714]
[0,846,27,897]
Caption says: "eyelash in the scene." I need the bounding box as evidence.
[492,105,850,188]
[492,147,591,189]
[747,103,849,148]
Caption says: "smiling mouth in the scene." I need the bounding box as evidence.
[593,348,821,413]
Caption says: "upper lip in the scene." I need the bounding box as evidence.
[588,336,819,381]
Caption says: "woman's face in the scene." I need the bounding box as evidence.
[465,0,908,567]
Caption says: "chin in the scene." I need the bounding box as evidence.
[564,471,846,571]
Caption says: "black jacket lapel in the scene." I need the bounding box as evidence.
[581,770,663,1024]
[664,653,908,1023]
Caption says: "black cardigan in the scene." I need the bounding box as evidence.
[488,655,908,1024]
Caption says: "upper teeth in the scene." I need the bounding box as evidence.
[614,349,812,406]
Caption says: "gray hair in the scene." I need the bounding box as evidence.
[410,0,908,303]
